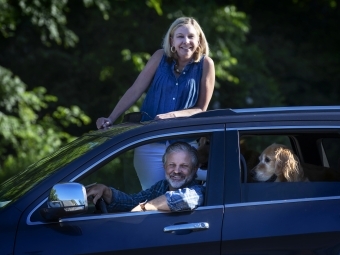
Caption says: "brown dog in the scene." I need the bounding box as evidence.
[250,143,308,182]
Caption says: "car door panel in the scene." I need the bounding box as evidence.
[16,206,223,254]
[221,199,340,253]
[0,206,20,254]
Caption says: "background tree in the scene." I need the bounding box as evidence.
[0,0,111,182]
[0,67,90,181]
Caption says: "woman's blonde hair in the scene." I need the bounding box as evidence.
[162,17,209,62]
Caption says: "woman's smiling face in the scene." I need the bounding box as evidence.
[171,24,200,60]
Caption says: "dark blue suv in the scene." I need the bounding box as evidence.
[1,106,340,254]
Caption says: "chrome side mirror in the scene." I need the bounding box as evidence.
[40,182,88,221]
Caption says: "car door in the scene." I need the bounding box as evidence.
[221,128,340,254]
[14,128,225,255]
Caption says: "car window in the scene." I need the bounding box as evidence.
[0,124,141,210]
[0,135,110,210]
[79,134,211,214]
[81,147,141,194]
[239,132,340,203]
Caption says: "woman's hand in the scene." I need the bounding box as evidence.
[154,108,204,120]
[96,117,113,129]
[154,112,176,120]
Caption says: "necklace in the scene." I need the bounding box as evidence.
[174,64,182,74]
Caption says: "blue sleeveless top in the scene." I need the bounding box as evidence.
[141,53,204,121]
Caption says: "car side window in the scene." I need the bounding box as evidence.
[79,134,211,214]
[81,148,141,194]
[240,132,340,203]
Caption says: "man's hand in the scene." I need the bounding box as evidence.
[131,195,170,212]
[86,184,112,205]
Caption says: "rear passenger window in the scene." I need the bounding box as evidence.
[240,132,340,203]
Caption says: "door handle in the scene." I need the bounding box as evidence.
[164,222,209,233]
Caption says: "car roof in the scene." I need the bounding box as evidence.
[87,106,340,138]
[191,105,340,118]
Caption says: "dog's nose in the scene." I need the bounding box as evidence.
[249,169,255,178]
[248,169,258,183]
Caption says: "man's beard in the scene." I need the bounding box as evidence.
[166,170,196,189]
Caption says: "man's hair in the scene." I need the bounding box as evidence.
[162,17,210,62]
[162,141,199,169]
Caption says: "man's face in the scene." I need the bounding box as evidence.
[164,151,197,190]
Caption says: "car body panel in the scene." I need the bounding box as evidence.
[16,206,223,254]
[0,206,21,254]
[222,199,340,253]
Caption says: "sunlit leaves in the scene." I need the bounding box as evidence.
[146,0,163,15]
[99,66,115,81]
[83,0,110,20]
[121,49,151,72]
[18,0,70,46]
[53,106,91,127]
[0,0,17,38]
[0,0,111,46]
[0,66,90,182]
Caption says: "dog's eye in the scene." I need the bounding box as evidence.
[265,157,271,163]
[205,140,210,145]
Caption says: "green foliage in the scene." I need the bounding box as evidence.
[0,0,17,38]
[0,0,111,47]
[0,66,90,182]
[146,0,163,15]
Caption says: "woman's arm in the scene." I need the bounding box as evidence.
[155,56,215,119]
[96,49,164,129]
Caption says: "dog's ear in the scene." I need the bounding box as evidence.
[275,148,303,182]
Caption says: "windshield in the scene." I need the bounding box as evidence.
[0,124,141,209]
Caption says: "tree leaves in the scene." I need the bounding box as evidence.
[0,66,90,182]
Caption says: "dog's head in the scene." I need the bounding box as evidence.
[197,137,210,170]
[250,143,304,182]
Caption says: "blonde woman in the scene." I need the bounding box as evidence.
[97,17,215,189]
